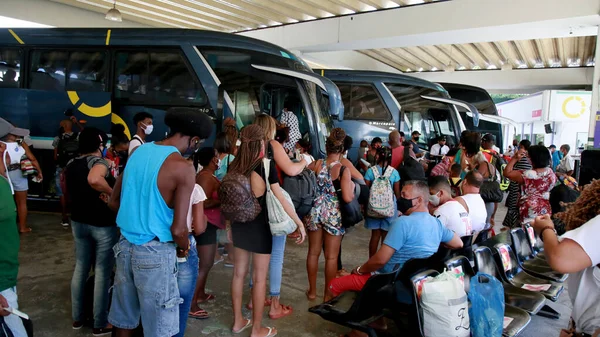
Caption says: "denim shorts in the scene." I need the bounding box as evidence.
[55,167,63,197]
[364,215,395,231]
[7,169,28,192]
[108,236,182,337]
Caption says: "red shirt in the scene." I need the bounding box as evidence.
[391,146,404,169]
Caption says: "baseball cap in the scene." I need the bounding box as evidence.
[0,118,29,139]
[439,136,447,141]
[549,145,557,149]
[412,130,421,136]
[482,133,495,142]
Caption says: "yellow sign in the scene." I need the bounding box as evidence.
[67,91,131,138]
[561,96,587,119]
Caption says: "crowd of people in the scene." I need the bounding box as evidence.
[0,109,598,337]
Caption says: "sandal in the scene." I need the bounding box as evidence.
[188,309,209,320]
[197,294,216,303]
[246,298,272,310]
[269,305,293,320]
[264,327,278,337]
[18,227,32,233]
[232,319,252,334]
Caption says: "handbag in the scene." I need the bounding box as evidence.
[20,155,37,176]
[335,166,363,228]
[480,162,503,203]
[263,158,297,236]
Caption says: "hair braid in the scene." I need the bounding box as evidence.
[556,179,600,231]
[228,124,264,176]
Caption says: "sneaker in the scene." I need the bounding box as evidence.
[61,220,70,228]
[72,321,84,330]
[92,327,113,336]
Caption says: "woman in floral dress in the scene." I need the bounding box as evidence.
[504,145,556,225]
[305,128,348,302]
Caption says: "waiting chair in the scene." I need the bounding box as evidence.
[473,228,494,245]
[523,223,547,260]
[491,243,563,302]
[510,228,566,282]
[473,246,546,315]
[308,269,398,337]
[444,256,531,337]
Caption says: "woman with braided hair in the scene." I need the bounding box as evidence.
[532,180,600,337]
[227,124,305,337]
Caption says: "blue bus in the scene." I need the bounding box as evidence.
[439,82,505,152]
[0,28,342,199]
[319,69,478,161]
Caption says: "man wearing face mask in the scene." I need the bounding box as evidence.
[107,108,213,337]
[64,128,117,335]
[128,112,154,156]
[410,131,424,158]
[329,181,462,312]
[429,176,472,237]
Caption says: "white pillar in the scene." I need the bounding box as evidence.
[588,27,600,149]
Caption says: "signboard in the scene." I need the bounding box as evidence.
[549,91,591,122]
[532,109,542,118]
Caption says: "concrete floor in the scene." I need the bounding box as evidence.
[17,207,571,337]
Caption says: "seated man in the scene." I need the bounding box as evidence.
[455,171,487,233]
[329,180,462,299]
[429,176,472,237]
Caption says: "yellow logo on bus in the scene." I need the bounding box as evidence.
[67,91,131,139]
[561,96,586,119]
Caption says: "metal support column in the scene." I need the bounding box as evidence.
[588,27,600,149]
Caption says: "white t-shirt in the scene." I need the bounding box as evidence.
[557,154,575,173]
[561,214,600,334]
[434,200,472,237]
[186,184,207,232]
[128,135,144,155]
[459,193,487,233]
[430,143,449,156]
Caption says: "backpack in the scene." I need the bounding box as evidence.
[219,169,262,223]
[490,153,509,191]
[450,178,462,198]
[57,132,79,167]
[367,166,396,218]
[334,166,363,228]
[283,168,316,218]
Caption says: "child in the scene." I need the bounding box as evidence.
[364,147,401,258]
[449,163,462,197]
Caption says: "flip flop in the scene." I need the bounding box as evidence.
[19,227,32,233]
[246,299,272,310]
[188,309,209,320]
[232,319,252,334]
[213,257,224,265]
[269,305,293,320]
[264,327,278,337]
[198,294,215,303]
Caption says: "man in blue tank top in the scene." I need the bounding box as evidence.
[107,108,212,337]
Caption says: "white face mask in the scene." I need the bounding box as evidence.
[142,123,153,135]
[429,192,441,207]
[216,157,222,170]
[236,139,241,147]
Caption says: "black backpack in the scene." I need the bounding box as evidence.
[283,168,317,218]
[333,166,363,228]
[57,132,79,167]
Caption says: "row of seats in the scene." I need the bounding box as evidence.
[309,225,567,337]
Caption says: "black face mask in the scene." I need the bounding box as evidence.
[413,137,420,142]
[397,196,417,214]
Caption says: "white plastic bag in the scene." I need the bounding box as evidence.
[263,158,297,236]
[421,271,470,337]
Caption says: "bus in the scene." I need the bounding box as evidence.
[318,69,479,161]
[0,28,342,199]
[438,83,505,152]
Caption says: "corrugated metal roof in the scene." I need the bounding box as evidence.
[52,0,443,31]
[359,36,597,72]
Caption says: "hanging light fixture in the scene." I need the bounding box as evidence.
[105,1,122,22]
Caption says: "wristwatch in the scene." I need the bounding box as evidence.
[540,226,557,242]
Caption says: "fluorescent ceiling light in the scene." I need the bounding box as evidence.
[430,67,438,71]
[417,67,423,72]
[406,68,412,72]
[0,15,52,27]
[486,64,497,70]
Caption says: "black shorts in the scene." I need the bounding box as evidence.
[195,223,217,246]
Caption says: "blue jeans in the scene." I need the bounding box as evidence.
[108,236,182,337]
[250,234,286,297]
[174,235,198,337]
[71,221,118,328]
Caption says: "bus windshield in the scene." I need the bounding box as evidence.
[200,48,334,155]
[385,83,458,150]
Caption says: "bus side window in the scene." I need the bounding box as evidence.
[29,50,68,91]
[66,51,107,92]
[337,83,390,121]
[114,50,207,106]
[0,48,21,88]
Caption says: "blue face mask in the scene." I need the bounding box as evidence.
[100,146,107,158]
